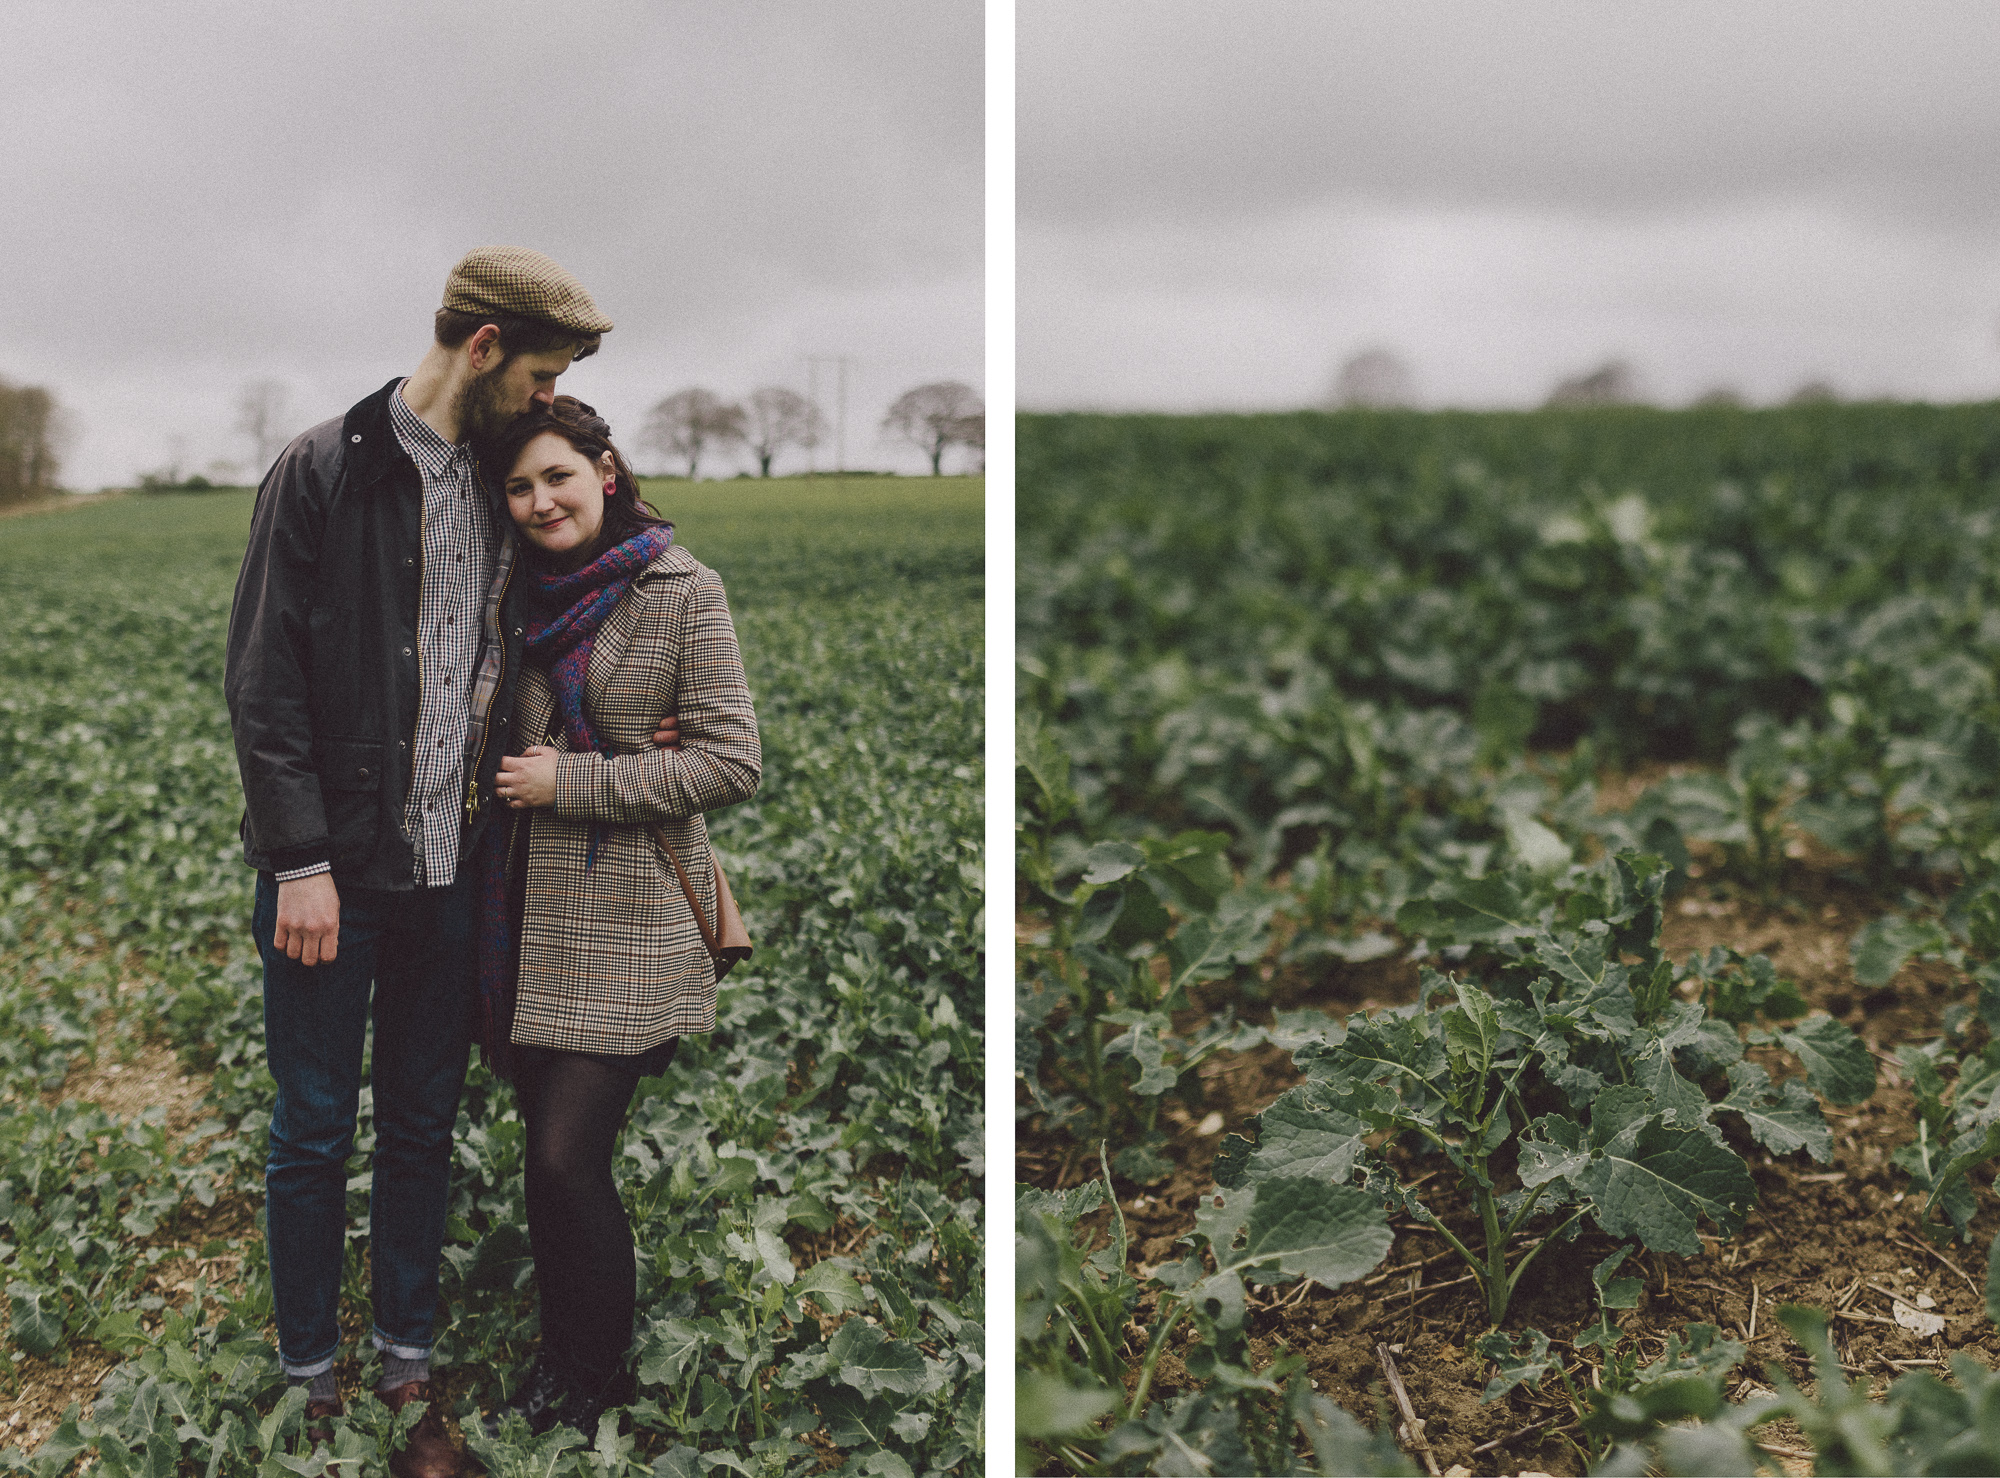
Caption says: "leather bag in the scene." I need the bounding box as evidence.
[650,824,753,979]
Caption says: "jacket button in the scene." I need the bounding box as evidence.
[498,716,508,726]
[357,766,371,780]
[350,434,362,443]
[403,646,413,656]
[405,557,414,567]
[512,627,523,638]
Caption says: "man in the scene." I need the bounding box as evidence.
[225,247,626,1477]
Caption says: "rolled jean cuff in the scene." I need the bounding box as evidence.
[281,1346,339,1379]
[372,1328,433,1360]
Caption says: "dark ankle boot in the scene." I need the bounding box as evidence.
[483,1351,568,1438]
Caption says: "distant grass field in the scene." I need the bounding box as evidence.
[0,475,984,1476]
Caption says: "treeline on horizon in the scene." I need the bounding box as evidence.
[0,377,63,507]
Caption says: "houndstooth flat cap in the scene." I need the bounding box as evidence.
[441,246,613,336]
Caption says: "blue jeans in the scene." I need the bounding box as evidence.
[253,871,474,1377]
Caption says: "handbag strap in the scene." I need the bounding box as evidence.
[650,823,722,961]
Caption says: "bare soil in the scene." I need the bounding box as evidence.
[1018,814,2000,1476]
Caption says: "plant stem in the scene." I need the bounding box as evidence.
[1415,1211,1488,1305]
[1504,1210,1587,1301]
[1501,1183,1548,1243]
[1127,1296,1187,1418]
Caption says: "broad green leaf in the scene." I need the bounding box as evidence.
[794,1262,867,1316]
[752,1226,796,1286]
[1190,1270,1246,1333]
[636,1317,706,1388]
[1227,1086,1368,1186]
[7,1284,64,1358]
[1166,907,1267,994]
[1440,978,1500,1073]
[1079,840,1145,886]
[1850,913,1949,987]
[1774,1013,1876,1106]
[1218,1176,1392,1289]
[1014,1368,1118,1443]
[1395,872,1540,946]
[1477,1327,1552,1402]
[1719,1062,1832,1162]
[1592,1247,1643,1311]
[1921,1120,2000,1245]
[1503,811,1572,874]
[1633,1053,1715,1137]
[1590,1085,1658,1147]
[1518,1115,1589,1188]
[1578,1116,1757,1255]
[827,1319,928,1397]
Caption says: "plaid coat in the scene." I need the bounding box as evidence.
[508,544,760,1054]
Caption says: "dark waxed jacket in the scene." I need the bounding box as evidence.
[224,377,525,890]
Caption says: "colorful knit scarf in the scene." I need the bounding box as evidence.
[473,523,674,1080]
[524,524,676,756]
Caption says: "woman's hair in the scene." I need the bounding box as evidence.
[477,396,669,558]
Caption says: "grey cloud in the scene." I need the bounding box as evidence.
[1021,1,2000,228]
[1,1,981,484]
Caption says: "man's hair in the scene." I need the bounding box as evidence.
[433,308,601,363]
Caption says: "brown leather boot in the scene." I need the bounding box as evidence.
[378,1380,471,1478]
[305,1397,344,1448]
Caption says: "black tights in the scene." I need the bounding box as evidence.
[514,1039,675,1393]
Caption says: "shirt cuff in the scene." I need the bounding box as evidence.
[274,861,333,883]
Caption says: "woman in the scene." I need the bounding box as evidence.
[473,396,761,1435]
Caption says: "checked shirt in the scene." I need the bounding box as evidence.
[389,385,504,887]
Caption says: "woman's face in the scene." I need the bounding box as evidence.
[504,431,615,564]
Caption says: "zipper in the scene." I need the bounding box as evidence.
[464,545,517,823]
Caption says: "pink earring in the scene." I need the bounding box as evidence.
[603,480,616,496]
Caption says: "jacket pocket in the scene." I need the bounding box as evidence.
[316,735,383,871]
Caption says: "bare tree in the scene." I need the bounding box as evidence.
[1332,347,1416,408]
[642,389,746,478]
[881,381,982,476]
[235,379,295,474]
[949,409,984,472]
[0,377,64,505]
[1546,359,1639,407]
[743,386,826,478]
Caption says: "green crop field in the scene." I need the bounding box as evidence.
[0,475,983,1478]
[1017,406,2000,1476]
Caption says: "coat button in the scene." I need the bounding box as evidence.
[350,434,362,443]
[403,646,413,656]
[498,716,508,726]
[512,627,523,637]
[405,557,414,567]
[357,766,371,780]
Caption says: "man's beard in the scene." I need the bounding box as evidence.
[458,364,520,445]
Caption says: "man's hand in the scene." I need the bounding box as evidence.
[275,873,341,965]
[498,746,559,809]
[653,714,681,750]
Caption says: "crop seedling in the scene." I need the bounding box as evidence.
[1212,854,1873,1328]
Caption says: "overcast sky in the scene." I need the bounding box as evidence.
[1019,2,2000,412]
[2,2,982,488]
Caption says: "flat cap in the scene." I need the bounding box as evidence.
[442,246,613,336]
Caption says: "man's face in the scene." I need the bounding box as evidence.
[460,346,576,443]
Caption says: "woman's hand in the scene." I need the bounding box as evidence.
[497,746,559,809]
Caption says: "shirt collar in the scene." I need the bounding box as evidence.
[389,381,470,478]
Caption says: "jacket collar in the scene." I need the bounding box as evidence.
[339,376,512,528]
[340,378,421,493]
